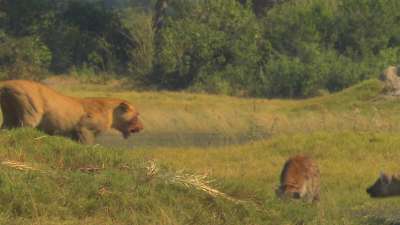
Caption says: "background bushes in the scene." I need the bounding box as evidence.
[1,0,400,98]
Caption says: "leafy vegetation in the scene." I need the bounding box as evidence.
[1,0,400,97]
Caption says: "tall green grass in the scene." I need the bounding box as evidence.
[0,79,399,224]
[52,78,400,149]
[1,129,399,224]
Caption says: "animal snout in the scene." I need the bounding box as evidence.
[130,122,143,133]
[130,127,141,133]
[366,187,378,197]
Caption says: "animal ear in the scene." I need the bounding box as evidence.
[380,172,391,184]
[118,102,130,112]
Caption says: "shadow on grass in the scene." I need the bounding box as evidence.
[361,207,400,225]
[95,130,271,149]
[365,216,400,225]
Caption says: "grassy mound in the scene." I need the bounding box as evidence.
[0,79,399,224]
[0,129,265,225]
[48,79,389,149]
[1,129,400,224]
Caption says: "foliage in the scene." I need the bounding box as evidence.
[0,35,51,79]
[255,0,400,97]
[334,0,400,59]
[2,0,400,97]
[120,8,155,81]
[152,0,262,95]
[51,0,135,73]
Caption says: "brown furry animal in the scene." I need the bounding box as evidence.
[276,155,320,202]
[380,66,400,95]
[367,172,400,198]
[0,80,143,144]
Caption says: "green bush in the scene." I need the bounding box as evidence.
[334,0,400,59]
[120,8,155,82]
[255,0,400,97]
[0,35,51,80]
[152,0,262,95]
[1,0,400,97]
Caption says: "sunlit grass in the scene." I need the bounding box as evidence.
[0,129,399,224]
[0,78,399,224]
[50,78,400,149]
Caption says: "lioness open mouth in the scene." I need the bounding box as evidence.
[123,127,142,138]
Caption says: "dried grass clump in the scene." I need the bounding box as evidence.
[1,160,39,171]
[143,160,247,205]
[79,166,102,173]
[167,171,247,204]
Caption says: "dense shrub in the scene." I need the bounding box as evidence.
[152,0,262,95]
[255,0,400,97]
[0,35,51,79]
[120,8,155,82]
[334,0,400,59]
[1,0,400,97]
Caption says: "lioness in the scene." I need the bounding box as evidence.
[0,80,143,144]
[276,155,320,202]
[367,172,400,198]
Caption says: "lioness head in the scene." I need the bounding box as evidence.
[367,172,400,198]
[112,102,143,138]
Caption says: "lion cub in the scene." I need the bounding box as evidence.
[367,172,400,198]
[276,155,320,202]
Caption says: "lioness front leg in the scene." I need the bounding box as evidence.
[73,113,101,144]
[75,127,95,145]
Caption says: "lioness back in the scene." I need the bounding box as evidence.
[276,155,320,202]
[0,80,143,144]
[0,80,85,134]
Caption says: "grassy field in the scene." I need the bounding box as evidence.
[0,79,399,224]
[56,79,400,148]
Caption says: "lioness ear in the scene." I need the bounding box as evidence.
[118,102,130,111]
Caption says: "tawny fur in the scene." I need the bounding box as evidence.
[367,172,400,198]
[0,80,143,144]
[276,155,320,202]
